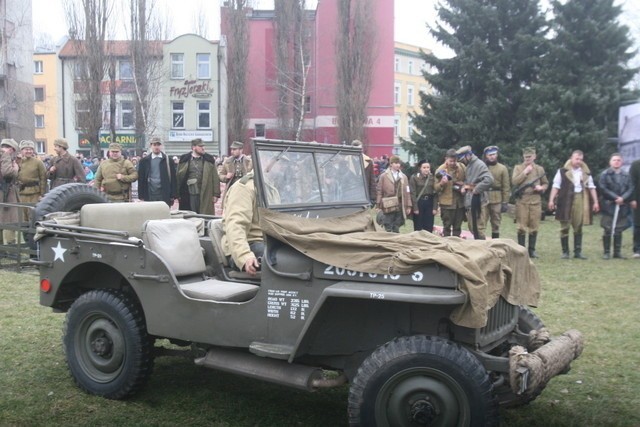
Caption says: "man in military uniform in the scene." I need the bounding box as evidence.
[434,149,466,237]
[456,146,493,240]
[1,139,20,247]
[177,138,220,215]
[548,150,599,259]
[221,171,263,276]
[219,141,252,189]
[482,146,510,238]
[376,155,411,233]
[17,140,47,222]
[512,147,548,258]
[94,143,138,202]
[47,138,86,189]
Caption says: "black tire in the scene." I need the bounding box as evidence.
[518,306,545,333]
[63,289,154,399]
[348,335,498,427]
[29,183,109,249]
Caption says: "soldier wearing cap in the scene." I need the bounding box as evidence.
[177,138,220,215]
[482,145,511,238]
[376,155,411,233]
[1,139,20,247]
[137,137,177,206]
[94,143,138,202]
[512,147,548,258]
[219,141,252,189]
[455,145,493,240]
[17,140,47,222]
[434,149,466,237]
[47,138,86,189]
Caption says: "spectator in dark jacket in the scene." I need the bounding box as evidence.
[137,137,177,206]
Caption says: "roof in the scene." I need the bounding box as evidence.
[59,39,164,58]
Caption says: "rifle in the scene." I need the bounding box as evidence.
[512,173,546,199]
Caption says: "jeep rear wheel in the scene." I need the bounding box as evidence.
[63,289,153,399]
[348,336,497,426]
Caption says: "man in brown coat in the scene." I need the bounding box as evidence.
[548,150,599,259]
[47,138,86,189]
[1,139,20,246]
[376,155,411,233]
[482,145,511,239]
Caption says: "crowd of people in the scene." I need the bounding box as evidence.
[373,144,640,260]
[1,135,639,268]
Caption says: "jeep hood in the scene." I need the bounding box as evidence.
[260,208,540,328]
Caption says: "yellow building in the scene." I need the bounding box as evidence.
[33,50,60,155]
[394,42,432,161]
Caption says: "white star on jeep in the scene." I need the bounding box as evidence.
[52,242,67,262]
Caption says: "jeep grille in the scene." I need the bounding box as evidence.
[478,297,518,348]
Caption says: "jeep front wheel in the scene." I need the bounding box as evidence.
[348,336,497,426]
[63,290,153,399]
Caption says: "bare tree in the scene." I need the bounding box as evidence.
[335,0,376,146]
[128,0,167,153]
[192,0,209,39]
[223,0,251,149]
[64,0,113,157]
[273,0,311,141]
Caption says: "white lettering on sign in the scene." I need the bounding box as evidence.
[370,292,385,299]
[267,290,309,320]
[91,253,103,259]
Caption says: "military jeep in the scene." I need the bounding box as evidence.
[34,139,583,426]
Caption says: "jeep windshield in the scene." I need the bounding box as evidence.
[252,139,369,214]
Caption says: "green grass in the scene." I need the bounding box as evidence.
[1,214,639,426]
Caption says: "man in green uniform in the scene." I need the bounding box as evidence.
[17,140,47,222]
[512,147,548,258]
[94,143,138,202]
[434,149,466,237]
[482,146,510,238]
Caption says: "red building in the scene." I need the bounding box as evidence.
[222,0,395,158]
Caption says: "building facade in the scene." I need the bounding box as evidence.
[394,42,431,161]
[0,0,34,142]
[222,0,395,158]
[33,49,60,155]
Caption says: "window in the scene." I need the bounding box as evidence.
[197,101,211,129]
[34,87,45,102]
[408,60,414,75]
[305,95,311,113]
[171,53,184,79]
[394,83,401,105]
[394,57,400,72]
[121,101,134,129]
[34,60,43,74]
[255,124,265,138]
[407,117,413,137]
[172,102,185,129]
[74,62,88,79]
[35,115,45,128]
[119,60,133,80]
[394,114,400,137]
[75,101,90,127]
[407,85,414,106]
[36,140,46,153]
[197,53,210,79]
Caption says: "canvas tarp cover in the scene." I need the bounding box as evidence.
[259,208,540,328]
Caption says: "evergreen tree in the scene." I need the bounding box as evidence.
[521,0,638,173]
[407,0,548,167]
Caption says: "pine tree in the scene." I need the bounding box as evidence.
[521,0,637,173]
[408,0,548,167]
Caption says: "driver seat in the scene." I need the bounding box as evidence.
[143,219,259,302]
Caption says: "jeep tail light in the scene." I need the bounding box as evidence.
[40,279,52,293]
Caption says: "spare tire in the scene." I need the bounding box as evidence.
[28,183,109,249]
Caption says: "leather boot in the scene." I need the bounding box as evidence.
[613,234,626,259]
[528,233,538,258]
[574,234,587,259]
[492,232,500,239]
[517,233,526,247]
[602,235,611,259]
[561,236,570,259]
